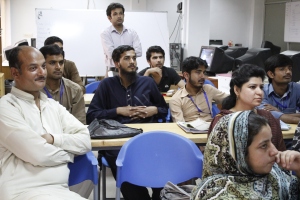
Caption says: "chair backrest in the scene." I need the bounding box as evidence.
[261,40,281,55]
[204,79,220,117]
[68,151,98,186]
[85,81,101,94]
[116,131,203,188]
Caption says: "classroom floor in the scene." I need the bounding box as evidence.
[88,168,118,200]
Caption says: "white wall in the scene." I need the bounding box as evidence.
[2,0,265,62]
[183,0,210,57]
[210,0,251,47]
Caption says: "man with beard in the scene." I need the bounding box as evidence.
[40,45,86,124]
[169,56,228,122]
[259,54,300,124]
[101,3,142,76]
[0,46,91,200]
[138,45,185,92]
[86,45,168,200]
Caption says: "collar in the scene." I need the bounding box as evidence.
[11,86,48,102]
[109,25,128,34]
[116,74,139,87]
[161,66,168,78]
[179,85,204,98]
[267,83,291,98]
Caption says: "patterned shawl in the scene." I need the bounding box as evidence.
[191,111,299,200]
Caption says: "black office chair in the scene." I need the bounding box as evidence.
[261,41,281,55]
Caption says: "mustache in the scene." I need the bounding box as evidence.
[35,76,46,81]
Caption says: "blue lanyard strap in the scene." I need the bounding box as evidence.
[271,93,288,110]
[43,79,64,105]
[188,90,212,118]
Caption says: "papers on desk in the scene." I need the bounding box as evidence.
[177,118,210,134]
[280,120,291,131]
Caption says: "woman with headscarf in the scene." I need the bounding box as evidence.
[207,64,286,151]
[191,111,300,200]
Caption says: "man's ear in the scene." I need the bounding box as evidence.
[107,16,112,21]
[183,72,189,82]
[267,71,274,79]
[147,60,152,67]
[11,67,20,79]
[114,62,120,69]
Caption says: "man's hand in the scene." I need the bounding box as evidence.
[116,106,137,117]
[145,67,162,77]
[42,133,54,144]
[276,150,300,177]
[130,106,158,120]
[263,103,279,111]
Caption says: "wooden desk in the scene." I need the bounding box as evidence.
[91,123,208,150]
[84,93,171,105]
[84,93,94,105]
[91,122,296,150]
[282,123,297,139]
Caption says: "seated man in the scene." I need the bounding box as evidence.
[40,44,86,124]
[86,45,168,200]
[170,56,228,122]
[0,46,91,200]
[259,54,300,124]
[44,36,86,93]
[138,45,185,92]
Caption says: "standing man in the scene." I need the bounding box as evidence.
[0,46,91,200]
[40,44,86,124]
[87,45,168,200]
[259,54,300,124]
[101,2,142,75]
[138,45,185,92]
[170,56,228,122]
[44,36,86,93]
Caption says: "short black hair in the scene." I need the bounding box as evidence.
[8,46,23,72]
[182,56,207,74]
[106,3,125,17]
[44,36,63,46]
[40,44,65,59]
[146,46,165,61]
[112,45,135,63]
[264,54,293,83]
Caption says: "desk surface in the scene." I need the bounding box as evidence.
[84,93,171,105]
[91,122,296,149]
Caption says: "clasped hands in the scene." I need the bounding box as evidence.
[117,106,158,120]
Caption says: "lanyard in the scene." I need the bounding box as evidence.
[188,90,212,118]
[44,79,64,105]
[271,93,288,110]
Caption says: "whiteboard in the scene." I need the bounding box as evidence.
[35,9,170,76]
[284,2,300,43]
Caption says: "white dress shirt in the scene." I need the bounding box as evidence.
[101,25,142,69]
[0,87,91,200]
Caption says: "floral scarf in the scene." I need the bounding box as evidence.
[191,111,300,200]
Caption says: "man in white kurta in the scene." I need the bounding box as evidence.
[0,46,91,200]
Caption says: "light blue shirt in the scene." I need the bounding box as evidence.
[259,82,300,119]
[101,25,142,69]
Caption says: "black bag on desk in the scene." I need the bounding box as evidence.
[88,119,143,139]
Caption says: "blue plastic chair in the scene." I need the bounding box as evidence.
[99,156,111,200]
[85,81,101,94]
[68,151,99,200]
[115,131,203,200]
[204,79,220,117]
